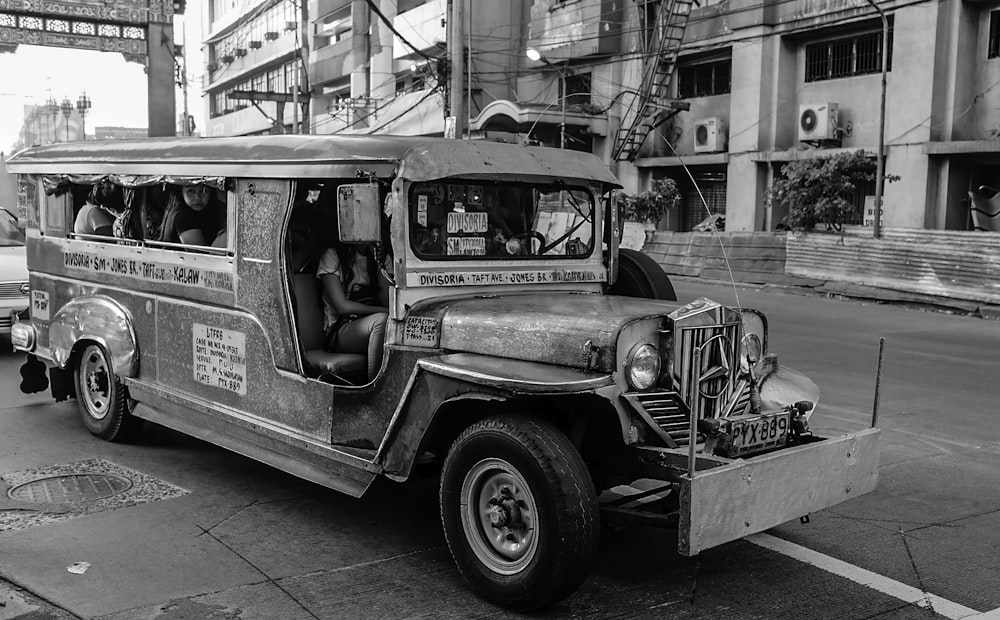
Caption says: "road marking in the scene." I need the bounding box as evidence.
[747,533,983,619]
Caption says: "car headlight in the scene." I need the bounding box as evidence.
[626,343,660,390]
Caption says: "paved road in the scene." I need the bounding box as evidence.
[0,281,998,619]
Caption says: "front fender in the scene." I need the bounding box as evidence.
[375,353,616,480]
[49,295,138,377]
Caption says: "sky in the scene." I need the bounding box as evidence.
[0,0,205,154]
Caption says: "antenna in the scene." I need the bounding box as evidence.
[658,133,743,317]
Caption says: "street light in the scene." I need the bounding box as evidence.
[864,0,888,239]
[60,97,73,141]
[526,47,569,149]
[45,97,59,143]
[76,92,92,140]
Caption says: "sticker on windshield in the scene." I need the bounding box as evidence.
[417,195,428,227]
[446,211,488,234]
[447,237,486,256]
[193,324,247,395]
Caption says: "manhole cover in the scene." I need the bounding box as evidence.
[7,473,133,504]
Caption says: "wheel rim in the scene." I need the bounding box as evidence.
[460,457,539,576]
[80,347,112,420]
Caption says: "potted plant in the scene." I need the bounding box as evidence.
[617,178,681,239]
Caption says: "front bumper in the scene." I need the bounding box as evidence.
[678,428,880,555]
[0,302,28,335]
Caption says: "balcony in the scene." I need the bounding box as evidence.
[310,34,366,87]
[526,0,622,62]
[310,0,351,21]
[392,0,446,59]
[205,30,298,90]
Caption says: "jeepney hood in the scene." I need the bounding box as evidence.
[406,292,676,372]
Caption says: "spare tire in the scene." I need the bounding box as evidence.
[607,248,677,301]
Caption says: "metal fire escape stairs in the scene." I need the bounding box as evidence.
[612,0,696,162]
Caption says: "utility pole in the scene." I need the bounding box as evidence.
[865,0,888,239]
[449,0,464,138]
[181,23,190,136]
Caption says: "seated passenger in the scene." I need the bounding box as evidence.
[316,227,390,359]
[171,184,227,246]
[73,180,117,236]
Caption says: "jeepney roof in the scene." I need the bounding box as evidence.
[5,134,621,187]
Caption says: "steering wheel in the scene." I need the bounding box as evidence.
[508,231,547,255]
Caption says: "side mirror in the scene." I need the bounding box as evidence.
[337,184,381,244]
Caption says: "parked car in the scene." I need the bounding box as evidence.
[0,207,28,335]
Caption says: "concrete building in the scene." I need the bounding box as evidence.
[616,0,1000,234]
[201,0,998,234]
[202,0,305,136]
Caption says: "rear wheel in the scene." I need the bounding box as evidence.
[608,247,677,300]
[74,343,143,442]
[440,415,599,611]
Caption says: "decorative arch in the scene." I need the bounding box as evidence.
[0,0,181,136]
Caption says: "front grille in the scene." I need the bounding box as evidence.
[677,322,741,420]
[0,316,12,328]
[0,282,28,299]
[624,391,695,447]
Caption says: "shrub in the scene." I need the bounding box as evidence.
[617,178,681,223]
[769,150,898,231]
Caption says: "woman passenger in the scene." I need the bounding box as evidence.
[316,215,390,355]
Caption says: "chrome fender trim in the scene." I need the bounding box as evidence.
[49,295,138,377]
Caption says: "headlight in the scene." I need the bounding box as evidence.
[626,343,660,390]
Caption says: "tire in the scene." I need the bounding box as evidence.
[608,248,677,301]
[440,415,599,611]
[74,343,143,442]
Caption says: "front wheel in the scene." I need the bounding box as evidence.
[74,343,143,442]
[440,416,599,611]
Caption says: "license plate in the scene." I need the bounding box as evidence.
[726,411,790,457]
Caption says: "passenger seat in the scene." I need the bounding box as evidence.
[292,273,367,382]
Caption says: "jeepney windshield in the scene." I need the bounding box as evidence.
[409,180,595,260]
[0,209,24,247]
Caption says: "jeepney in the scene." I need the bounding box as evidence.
[5,135,880,611]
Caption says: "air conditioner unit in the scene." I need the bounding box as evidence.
[264,31,279,41]
[234,48,247,57]
[693,117,725,153]
[285,20,297,32]
[249,40,262,49]
[220,54,234,64]
[798,103,839,141]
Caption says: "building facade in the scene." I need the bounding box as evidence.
[200,0,1000,234]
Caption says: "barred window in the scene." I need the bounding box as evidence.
[677,58,731,98]
[989,10,1000,59]
[805,28,893,82]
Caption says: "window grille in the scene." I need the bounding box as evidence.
[677,58,731,98]
[805,28,893,82]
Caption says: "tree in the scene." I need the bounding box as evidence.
[769,150,898,231]
[617,178,681,223]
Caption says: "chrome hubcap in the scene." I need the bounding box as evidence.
[460,458,538,575]
[81,348,111,420]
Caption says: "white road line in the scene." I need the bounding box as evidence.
[747,533,983,619]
